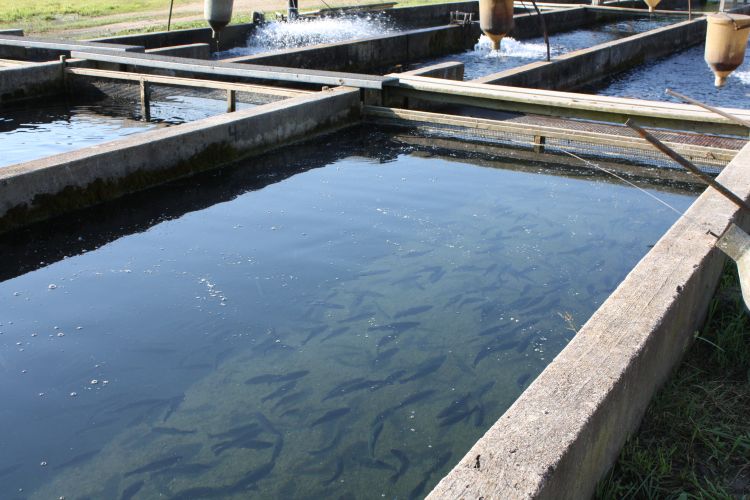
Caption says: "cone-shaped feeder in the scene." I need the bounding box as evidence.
[479,0,514,51]
[204,0,235,38]
[642,0,661,13]
[705,13,750,87]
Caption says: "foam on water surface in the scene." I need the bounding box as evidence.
[218,14,398,58]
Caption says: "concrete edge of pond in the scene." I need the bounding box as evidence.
[427,142,750,499]
[0,60,65,103]
[0,87,360,234]
[146,43,211,60]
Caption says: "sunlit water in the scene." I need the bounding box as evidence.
[217,14,398,58]
[587,43,750,108]
[0,129,698,499]
[419,17,679,80]
[0,96,255,168]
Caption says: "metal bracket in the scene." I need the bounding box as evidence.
[450,11,474,25]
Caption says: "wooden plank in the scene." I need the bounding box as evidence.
[65,67,311,97]
[68,49,397,90]
[364,106,738,163]
[388,76,750,136]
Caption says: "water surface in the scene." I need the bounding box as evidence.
[0,129,698,499]
[0,95,255,168]
[587,43,750,108]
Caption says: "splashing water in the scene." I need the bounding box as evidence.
[219,14,397,58]
[474,35,551,59]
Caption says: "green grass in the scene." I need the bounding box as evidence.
[596,264,750,499]
[0,0,193,24]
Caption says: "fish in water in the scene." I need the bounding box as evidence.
[124,456,182,477]
[369,322,420,334]
[150,462,212,478]
[212,438,274,456]
[273,389,311,411]
[246,370,309,385]
[321,326,351,342]
[323,457,344,486]
[170,460,273,499]
[340,311,376,323]
[374,347,399,365]
[162,394,185,422]
[516,372,532,387]
[473,340,519,367]
[377,335,398,350]
[395,389,436,410]
[208,423,261,440]
[302,325,328,345]
[311,408,351,427]
[393,305,433,319]
[368,420,384,457]
[437,393,473,419]
[55,449,100,470]
[439,406,478,427]
[400,355,446,384]
[262,380,298,403]
[151,427,196,436]
[389,449,410,484]
[310,430,343,456]
[323,377,367,400]
[120,481,144,500]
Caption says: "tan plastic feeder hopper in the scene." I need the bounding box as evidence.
[479,0,514,50]
[642,0,661,13]
[705,13,750,87]
[204,0,235,37]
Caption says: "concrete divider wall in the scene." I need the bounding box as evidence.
[428,141,750,499]
[0,29,23,36]
[89,23,257,51]
[474,17,706,89]
[0,87,360,233]
[0,35,143,62]
[146,43,211,59]
[0,61,63,103]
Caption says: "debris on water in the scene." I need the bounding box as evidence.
[69,392,77,397]
[48,284,57,290]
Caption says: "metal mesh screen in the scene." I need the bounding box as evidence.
[378,117,733,174]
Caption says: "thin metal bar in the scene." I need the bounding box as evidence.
[168,0,175,31]
[227,89,236,112]
[666,88,750,129]
[140,78,151,122]
[529,0,551,62]
[626,119,750,214]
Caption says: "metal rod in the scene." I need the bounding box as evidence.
[688,0,692,20]
[666,88,750,129]
[167,0,175,31]
[227,89,236,112]
[626,119,750,214]
[139,78,151,122]
[530,0,550,62]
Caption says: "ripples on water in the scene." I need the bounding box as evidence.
[0,128,698,499]
[217,14,398,58]
[589,43,750,108]
[0,96,255,168]
[421,17,679,80]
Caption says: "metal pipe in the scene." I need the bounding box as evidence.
[665,88,750,129]
[626,119,750,215]
[168,0,175,30]
[529,0,550,62]
[288,0,299,20]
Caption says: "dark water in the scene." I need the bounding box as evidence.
[0,96,255,168]
[417,17,679,80]
[0,129,698,499]
[588,43,750,108]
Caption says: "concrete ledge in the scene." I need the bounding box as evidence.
[146,43,211,59]
[0,61,63,103]
[0,87,360,233]
[89,22,256,51]
[0,29,23,36]
[428,142,750,499]
[0,34,143,62]
[401,61,465,80]
[474,16,706,88]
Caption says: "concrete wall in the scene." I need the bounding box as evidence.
[428,140,750,499]
[0,87,360,234]
[0,35,143,62]
[0,29,23,36]
[0,61,63,103]
[146,43,211,59]
[474,17,706,89]
[89,22,256,51]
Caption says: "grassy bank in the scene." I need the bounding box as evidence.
[596,263,750,499]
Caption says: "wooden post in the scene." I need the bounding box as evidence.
[227,89,236,112]
[139,77,151,122]
[533,134,546,153]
